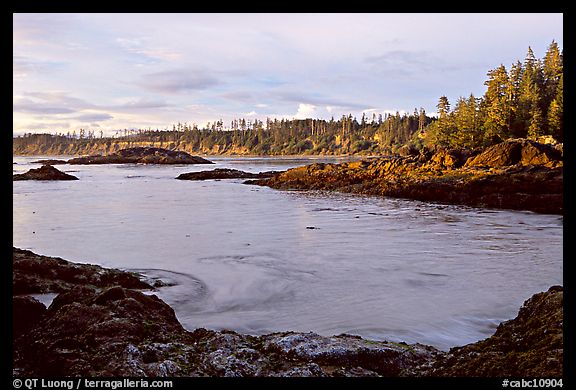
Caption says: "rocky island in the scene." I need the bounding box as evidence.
[247,139,563,215]
[176,168,282,181]
[67,147,213,165]
[13,165,79,181]
[13,248,563,377]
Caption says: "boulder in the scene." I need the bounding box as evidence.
[397,144,419,157]
[429,148,471,169]
[465,139,562,168]
[13,165,79,181]
[14,286,186,376]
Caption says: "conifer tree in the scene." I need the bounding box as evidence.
[547,73,563,141]
[482,64,511,143]
[542,40,563,109]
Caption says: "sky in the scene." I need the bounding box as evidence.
[13,13,563,136]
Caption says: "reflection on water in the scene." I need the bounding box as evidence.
[13,155,563,351]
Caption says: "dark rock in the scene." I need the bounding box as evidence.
[176,168,282,180]
[31,159,68,165]
[13,165,79,181]
[417,147,434,163]
[397,144,419,157]
[14,286,186,377]
[416,286,563,377]
[68,147,213,165]
[93,286,127,305]
[13,296,47,338]
[13,247,153,294]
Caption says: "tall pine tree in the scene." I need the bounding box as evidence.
[482,64,511,143]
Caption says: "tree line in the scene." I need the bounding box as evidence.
[14,111,433,155]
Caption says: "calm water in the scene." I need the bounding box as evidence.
[12,156,563,351]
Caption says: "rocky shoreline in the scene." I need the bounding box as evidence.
[247,139,563,215]
[13,248,563,377]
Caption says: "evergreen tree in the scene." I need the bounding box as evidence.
[547,73,563,140]
[452,94,481,148]
[517,47,545,137]
[508,60,523,137]
[542,40,563,108]
[482,64,511,143]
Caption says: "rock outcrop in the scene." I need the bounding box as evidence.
[176,168,282,181]
[12,248,563,377]
[464,138,562,168]
[13,165,79,181]
[67,147,213,165]
[247,139,563,214]
[13,282,437,377]
[414,286,563,377]
[13,247,153,295]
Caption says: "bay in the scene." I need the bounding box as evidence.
[12,155,563,351]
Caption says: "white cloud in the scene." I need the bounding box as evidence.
[294,103,316,119]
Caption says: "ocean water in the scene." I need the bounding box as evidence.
[12,155,563,351]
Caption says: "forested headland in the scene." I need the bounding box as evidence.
[13,41,562,156]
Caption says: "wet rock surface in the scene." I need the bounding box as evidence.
[67,147,213,165]
[13,247,153,294]
[13,165,79,181]
[12,249,564,377]
[248,139,563,214]
[176,168,282,180]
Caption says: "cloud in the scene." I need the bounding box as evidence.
[110,98,171,110]
[13,56,66,79]
[294,103,317,119]
[13,14,80,44]
[139,69,219,94]
[277,91,367,110]
[116,37,182,62]
[13,99,77,114]
[366,50,462,77]
[13,92,96,115]
[220,91,255,103]
[74,113,113,122]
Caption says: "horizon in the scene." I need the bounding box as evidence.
[13,13,563,136]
